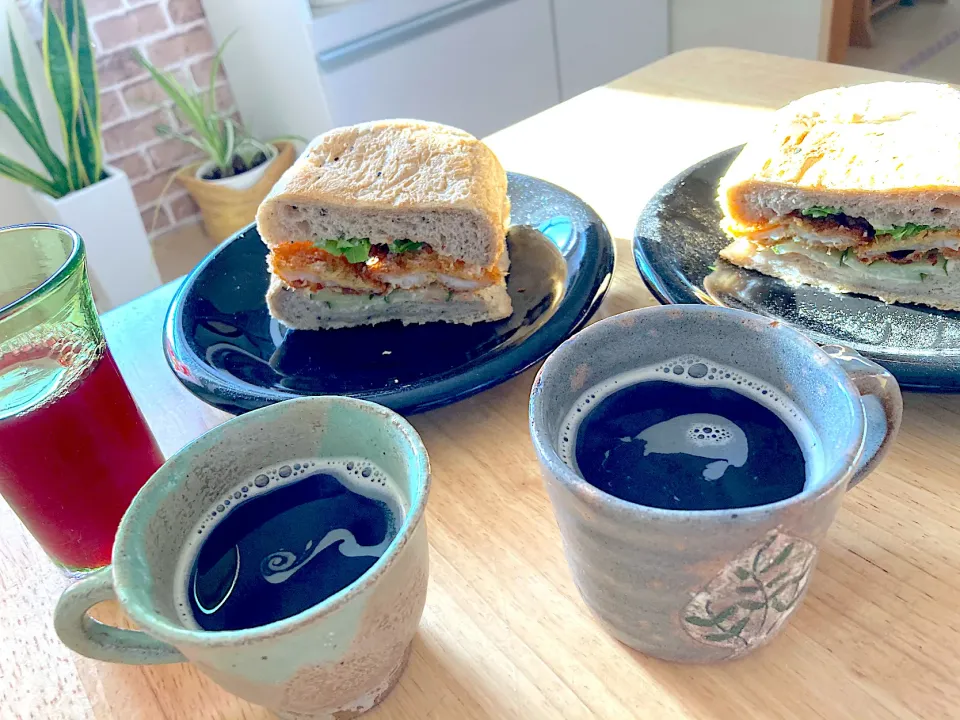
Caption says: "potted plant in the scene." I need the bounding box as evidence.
[136,39,298,242]
[0,0,160,310]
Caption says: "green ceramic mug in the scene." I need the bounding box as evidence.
[54,396,431,720]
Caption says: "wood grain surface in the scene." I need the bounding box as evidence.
[2,48,958,719]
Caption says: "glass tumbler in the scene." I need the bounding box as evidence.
[0,224,164,575]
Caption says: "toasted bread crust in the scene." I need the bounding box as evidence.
[266,275,513,329]
[257,120,509,267]
[718,239,960,311]
[719,82,960,229]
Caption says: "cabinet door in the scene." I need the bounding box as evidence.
[552,0,668,100]
[316,0,560,138]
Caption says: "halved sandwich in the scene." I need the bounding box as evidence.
[257,119,512,329]
[718,81,960,310]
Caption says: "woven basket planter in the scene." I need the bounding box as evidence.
[176,141,296,242]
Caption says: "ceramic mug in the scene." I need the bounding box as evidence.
[529,305,902,663]
[54,396,431,719]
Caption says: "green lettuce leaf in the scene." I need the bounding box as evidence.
[798,206,946,241]
[800,206,843,219]
[314,237,426,263]
[391,239,424,253]
[874,223,945,241]
[317,237,371,263]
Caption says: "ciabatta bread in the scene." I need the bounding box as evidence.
[266,276,512,330]
[257,120,509,267]
[720,238,960,311]
[720,82,960,229]
[717,82,960,310]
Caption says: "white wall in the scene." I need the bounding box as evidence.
[200,0,333,142]
[670,0,828,61]
[553,0,668,99]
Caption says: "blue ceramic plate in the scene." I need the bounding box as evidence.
[164,173,614,414]
[634,147,960,391]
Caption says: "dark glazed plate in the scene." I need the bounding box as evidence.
[164,173,615,414]
[634,147,960,391]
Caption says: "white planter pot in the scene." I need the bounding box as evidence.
[29,166,161,311]
[195,144,280,191]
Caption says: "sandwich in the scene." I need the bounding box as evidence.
[256,119,512,329]
[717,81,960,310]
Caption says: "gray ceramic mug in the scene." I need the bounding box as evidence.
[529,305,902,663]
[54,396,430,719]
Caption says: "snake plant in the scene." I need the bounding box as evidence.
[0,0,104,198]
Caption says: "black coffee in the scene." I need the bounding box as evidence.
[179,459,401,631]
[560,360,813,511]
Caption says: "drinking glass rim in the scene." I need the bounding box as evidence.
[0,224,83,320]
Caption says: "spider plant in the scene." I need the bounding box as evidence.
[136,35,274,180]
[0,0,104,198]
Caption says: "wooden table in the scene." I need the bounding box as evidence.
[3,48,959,719]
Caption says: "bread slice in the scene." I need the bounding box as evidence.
[720,238,960,311]
[266,275,513,330]
[719,82,960,229]
[256,119,509,267]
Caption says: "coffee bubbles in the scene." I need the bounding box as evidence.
[559,356,823,511]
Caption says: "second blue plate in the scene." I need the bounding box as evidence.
[634,148,960,391]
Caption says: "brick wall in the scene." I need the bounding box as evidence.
[18,0,240,238]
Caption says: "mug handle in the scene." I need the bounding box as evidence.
[54,567,186,665]
[821,345,903,489]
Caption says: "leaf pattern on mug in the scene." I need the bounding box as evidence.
[682,529,817,658]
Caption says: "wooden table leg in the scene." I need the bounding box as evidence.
[828,0,855,62]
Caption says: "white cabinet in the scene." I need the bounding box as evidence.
[203,0,669,143]
[313,0,560,138]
